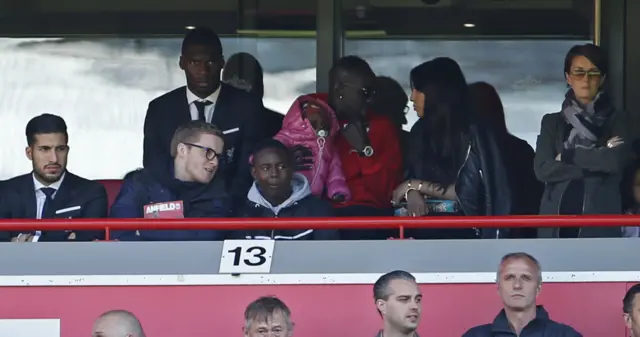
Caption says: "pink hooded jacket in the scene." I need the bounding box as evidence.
[274,95,351,200]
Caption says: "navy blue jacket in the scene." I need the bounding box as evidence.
[229,174,339,240]
[109,166,230,241]
[462,306,582,337]
[143,84,266,205]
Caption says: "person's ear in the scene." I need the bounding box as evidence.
[179,55,186,70]
[375,299,386,315]
[177,143,189,157]
[333,81,344,98]
[25,146,33,161]
[624,313,633,329]
[288,322,295,337]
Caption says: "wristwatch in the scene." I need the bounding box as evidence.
[362,146,374,157]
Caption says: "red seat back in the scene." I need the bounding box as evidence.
[96,180,123,212]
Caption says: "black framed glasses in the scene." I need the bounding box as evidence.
[183,142,220,161]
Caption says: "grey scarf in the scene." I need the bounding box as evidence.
[562,90,612,149]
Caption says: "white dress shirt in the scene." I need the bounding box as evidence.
[186,86,220,123]
[26,172,66,242]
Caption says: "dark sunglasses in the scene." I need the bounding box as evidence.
[183,142,220,161]
[569,69,602,79]
[343,83,376,99]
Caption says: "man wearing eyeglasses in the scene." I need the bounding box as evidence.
[109,121,231,241]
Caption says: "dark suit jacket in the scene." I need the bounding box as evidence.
[142,84,266,204]
[0,172,108,242]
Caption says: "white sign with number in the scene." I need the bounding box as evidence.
[219,240,276,274]
[0,319,60,337]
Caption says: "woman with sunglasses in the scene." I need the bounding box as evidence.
[534,43,630,238]
[391,57,511,239]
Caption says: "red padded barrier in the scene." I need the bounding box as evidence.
[0,282,626,337]
[96,179,122,212]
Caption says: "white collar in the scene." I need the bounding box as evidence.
[186,85,221,105]
[32,171,66,192]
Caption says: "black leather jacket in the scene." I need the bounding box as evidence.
[407,120,511,237]
[457,123,511,217]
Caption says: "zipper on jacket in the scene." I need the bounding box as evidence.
[556,185,565,239]
[310,137,326,187]
[477,168,499,238]
[455,143,475,235]
[579,187,586,237]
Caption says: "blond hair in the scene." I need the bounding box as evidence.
[170,121,223,157]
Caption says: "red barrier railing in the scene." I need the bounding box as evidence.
[1,215,639,240]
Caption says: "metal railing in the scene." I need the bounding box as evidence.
[1,215,639,240]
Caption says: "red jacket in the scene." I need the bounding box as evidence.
[309,93,403,209]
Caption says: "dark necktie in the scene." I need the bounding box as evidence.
[194,101,213,122]
[40,187,56,219]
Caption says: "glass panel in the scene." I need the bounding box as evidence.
[343,0,594,148]
[0,1,317,180]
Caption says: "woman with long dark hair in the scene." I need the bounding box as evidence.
[469,82,543,238]
[391,57,511,239]
[534,43,629,238]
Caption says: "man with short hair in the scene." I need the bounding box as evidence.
[623,283,640,337]
[222,52,283,138]
[243,296,294,337]
[232,139,338,240]
[0,113,108,242]
[462,252,582,337]
[110,120,230,240]
[306,56,403,240]
[92,309,146,337]
[142,27,265,205]
[373,270,422,337]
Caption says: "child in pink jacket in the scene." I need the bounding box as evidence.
[274,95,351,201]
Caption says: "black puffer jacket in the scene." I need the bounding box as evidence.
[231,174,339,240]
[462,306,582,337]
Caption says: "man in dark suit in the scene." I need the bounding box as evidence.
[142,27,265,205]
[0,114,108,242]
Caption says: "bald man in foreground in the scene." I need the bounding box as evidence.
[92,310,146,337]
